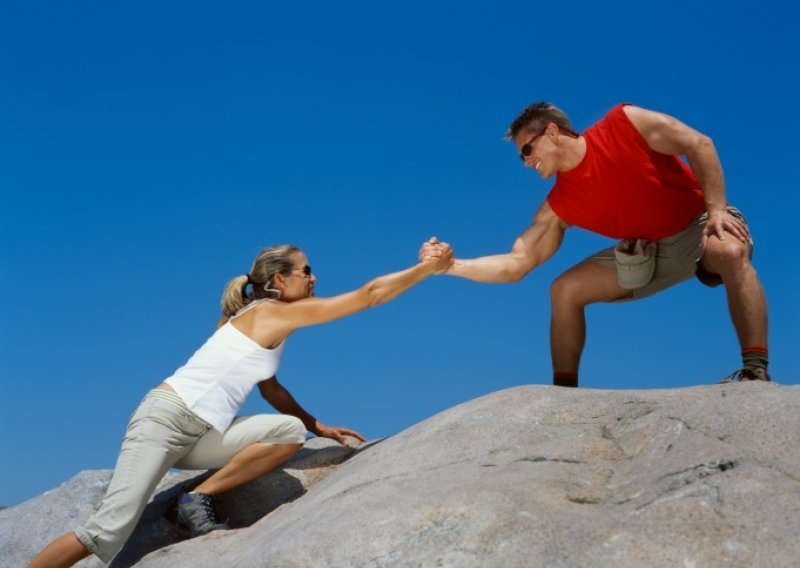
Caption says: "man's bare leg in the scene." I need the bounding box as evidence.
[700,232,767,348]
[549,261,631,386]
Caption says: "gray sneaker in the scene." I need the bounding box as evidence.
[176,492,230,537]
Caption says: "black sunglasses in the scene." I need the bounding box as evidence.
[519,124,578,161]
[291,265,312,277]
[518,125,549,161]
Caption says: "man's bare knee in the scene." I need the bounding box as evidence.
[703,239,751,277]
[550,273,584,308]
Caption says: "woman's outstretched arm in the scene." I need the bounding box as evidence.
[267,245,453,334]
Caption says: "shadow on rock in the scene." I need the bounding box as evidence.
[108,441,354,567]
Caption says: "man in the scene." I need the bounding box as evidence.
[421,102,769,387]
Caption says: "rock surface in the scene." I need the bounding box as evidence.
[4,383,799,567]
[0,438,356,567]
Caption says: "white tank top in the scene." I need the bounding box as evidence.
[165,301,285,432]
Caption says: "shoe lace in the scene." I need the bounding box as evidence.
[725,368,768,382]
[729,369,748,381]
[198,494,217,523]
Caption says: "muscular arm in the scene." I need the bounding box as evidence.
[623,105,747,243]
[446,201,567,283]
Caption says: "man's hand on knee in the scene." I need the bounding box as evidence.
[702,210,749,247]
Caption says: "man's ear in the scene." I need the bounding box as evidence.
[273,273,286,289]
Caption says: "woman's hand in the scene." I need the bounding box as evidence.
[315,422,367,446]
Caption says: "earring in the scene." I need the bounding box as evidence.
[263,283,282,300]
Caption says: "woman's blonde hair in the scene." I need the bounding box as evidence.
[221,244,301,317]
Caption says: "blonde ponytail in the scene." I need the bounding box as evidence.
[221,275,250,317]
[220,244,301,317]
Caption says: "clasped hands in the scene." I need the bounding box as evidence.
[419,236,453,274]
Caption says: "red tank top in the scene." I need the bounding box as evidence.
[546,104,706,240]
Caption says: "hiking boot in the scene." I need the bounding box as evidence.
[176,492,230,537]
[719,368,772,384]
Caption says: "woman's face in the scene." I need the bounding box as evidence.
[277,251,316,302]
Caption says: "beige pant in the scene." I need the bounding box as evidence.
[74,389,306,562]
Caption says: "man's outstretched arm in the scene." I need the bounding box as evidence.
[421,201,567,283]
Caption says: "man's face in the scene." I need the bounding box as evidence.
[514,124,555,179]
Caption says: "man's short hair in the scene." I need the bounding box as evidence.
[505,102,576,140]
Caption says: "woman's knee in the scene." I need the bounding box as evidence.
[286,416,307,442]
[279,441,304,458]
[269,415,307,445]
[232,414,307,446]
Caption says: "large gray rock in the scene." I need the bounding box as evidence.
[5,383,799,567]
[0,438,357,568]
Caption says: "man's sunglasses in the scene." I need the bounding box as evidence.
[518,125,548,161]
[291,265,313,277]
[518,124,578,161]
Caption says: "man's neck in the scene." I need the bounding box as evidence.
[558,135,586,173]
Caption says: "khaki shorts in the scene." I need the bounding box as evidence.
[587,206,753,301]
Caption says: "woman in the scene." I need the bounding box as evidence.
[28,242,453,568]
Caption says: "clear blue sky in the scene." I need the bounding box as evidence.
[1,1,797,507]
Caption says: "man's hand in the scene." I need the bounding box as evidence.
[419,236,441,261]
[419,236,454,273]
[703,210,750,247]
[315,422,367,446]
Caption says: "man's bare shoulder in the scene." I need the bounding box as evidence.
[622,105,698,154]
[621,105,675,136]
[621,104,644,118]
